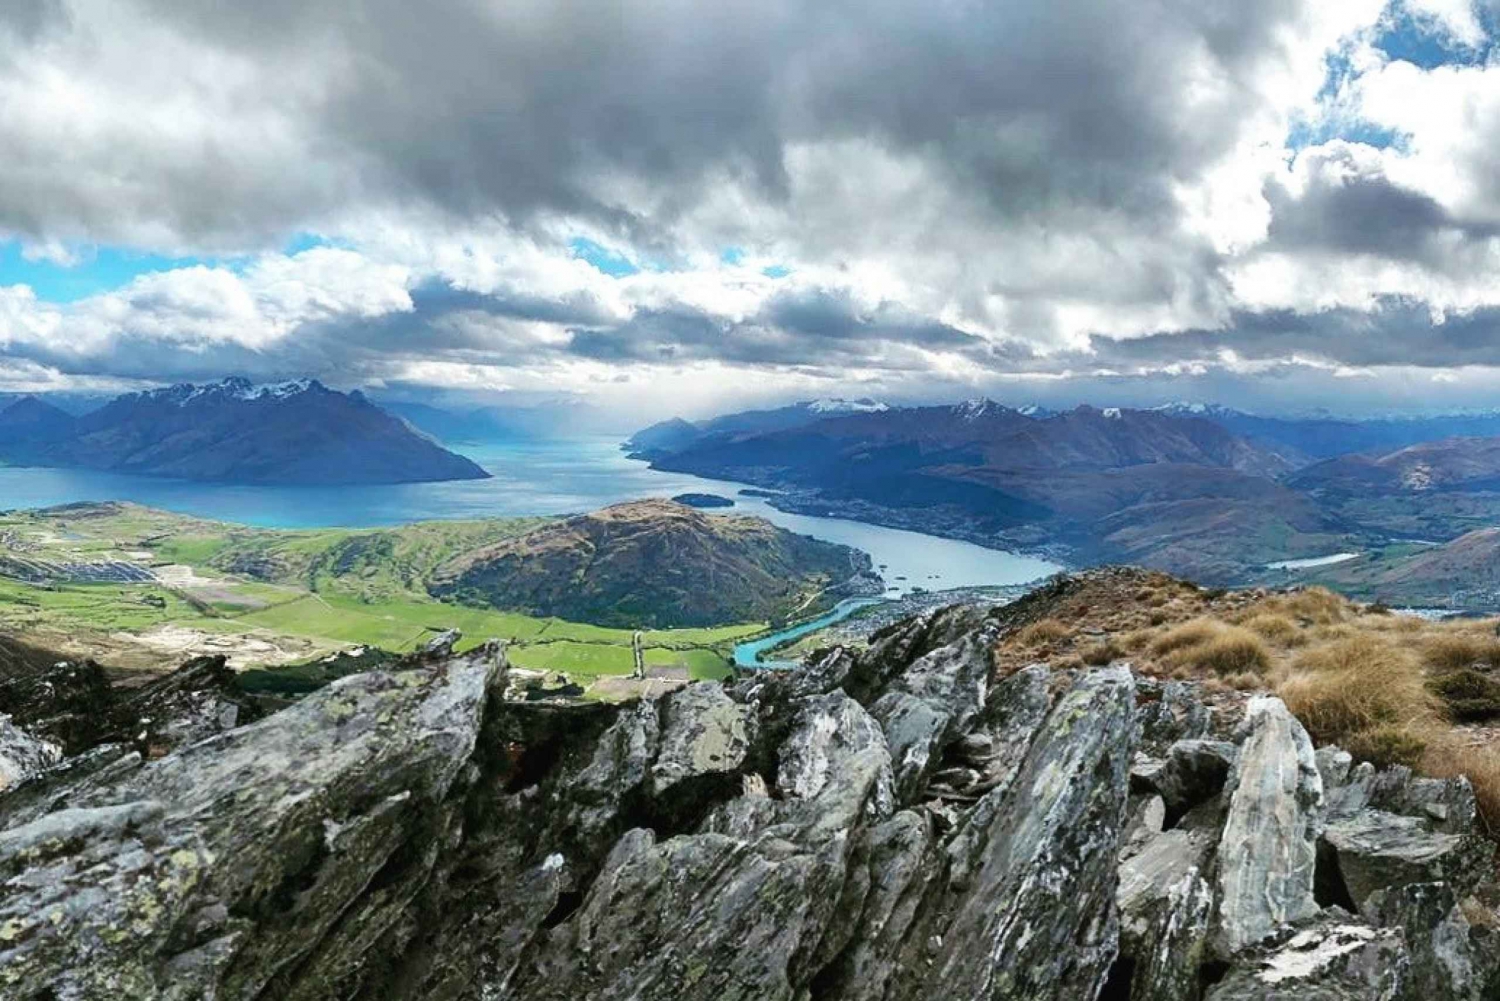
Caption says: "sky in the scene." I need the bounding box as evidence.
[2,0,1500,419]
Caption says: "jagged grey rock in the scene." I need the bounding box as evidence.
[1117,828,1215,1000]
[1136,677,1212,754]
[2,589,1498,1001]
[1365,881,1487,1000]
[0,714,61,793]
[648,681,750,797]
[0,644,501,1000]
[1322,809,1491,910]
[1133,738,1237,820]
[1214,696,1323,956]
[1205,915,1408,1000]
[897,665,1137,1000]
[510,690,895,1000]
[866,628,991,800]
[1120,793,1168,861]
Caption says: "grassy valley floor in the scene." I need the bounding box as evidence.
[0,503,758,689]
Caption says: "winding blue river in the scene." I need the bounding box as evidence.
[732,598,884,669]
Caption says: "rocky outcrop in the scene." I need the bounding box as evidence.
[0,603,1497,1000]
[1213,696,1323,955]
[0,716,61,792]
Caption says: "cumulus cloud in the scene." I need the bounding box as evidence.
[1,0,1499,416]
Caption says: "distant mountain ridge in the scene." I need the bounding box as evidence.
[1152,401,1500,461]
[629,399,1339,582]
[0,378,489,486]
[1289,436,1500,495]
[624,398,890,459]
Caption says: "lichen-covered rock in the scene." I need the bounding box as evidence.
[1322,810,1491,911]
[1117,828,1215,1001]
[649,681,749,798]
[1136,677,1212,755]
[5,586,1500,1001]
[0,656,114,753]
[866,628,991,801]
[1214,696,1323,956]
[896,665,1137,1000]
[0,715,61,793]
[1205,916,1408,1000]
[108,655,266,756]
[509,690,896,1000]
[0,644,502,1000]
[1366,881,1487,1000]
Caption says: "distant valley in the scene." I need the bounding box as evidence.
[0,499,865,690]
[0,378,488,486]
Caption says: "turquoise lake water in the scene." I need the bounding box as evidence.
[0,435,1061,602]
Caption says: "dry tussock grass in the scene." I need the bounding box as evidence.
[1276,636,1438,758]
[1422,632,1500,673]
[1171,628,1271,676]
[1017,618,1071,647]
[998,574,1500,831]
[1150,619,1220,656]
[1073,583,1500,831]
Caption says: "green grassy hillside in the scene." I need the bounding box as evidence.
[0,502,757,685]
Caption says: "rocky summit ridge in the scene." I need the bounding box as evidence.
[0,584,1497,999]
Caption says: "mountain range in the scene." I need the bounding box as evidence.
[0,378,488,486]
[630,398,1500,595]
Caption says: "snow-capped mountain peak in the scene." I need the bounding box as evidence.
[145,377,326,406]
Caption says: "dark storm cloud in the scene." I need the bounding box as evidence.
[3,0,1318,249]
[0,0,65,41]
[1263,147,1500,263]
[1085,302,1500,370]
[565,290,999,368]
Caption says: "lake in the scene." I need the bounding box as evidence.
[0,436,1061,598]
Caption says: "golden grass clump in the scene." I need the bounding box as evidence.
[1081,640,1124,666]
[1149,619,1220,656]
[1172,628,1272,676]
[1277,635,1439,757]
[1017,618,1070,647]
[1238,613,1302,647]
[1274,586,1351,625]
[1422,632,1500,673]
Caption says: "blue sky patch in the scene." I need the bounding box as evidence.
[0,242,210,302]
[0,232,349,303]
[1375,3,1493,68]
[569,237,640,277]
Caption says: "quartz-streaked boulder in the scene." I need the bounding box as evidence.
[1213,696,1323,956]
[1322,809,1491,911]
[1205,915,1408,1000]
[1117,828,1216,1000]
[898,665,1138,1000]
[0,714,61,793]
